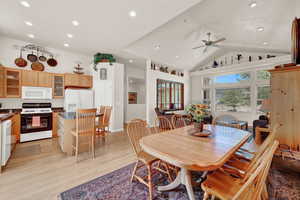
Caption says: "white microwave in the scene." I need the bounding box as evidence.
[22,87,52,99]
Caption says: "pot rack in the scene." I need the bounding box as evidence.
[13,44,55,57]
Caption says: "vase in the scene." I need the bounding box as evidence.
[194,122,204,132]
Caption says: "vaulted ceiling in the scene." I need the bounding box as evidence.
[0,0,299,71]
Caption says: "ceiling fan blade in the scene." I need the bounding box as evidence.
[203,46,208,53]
[192,45,206,50]
[212,37,226,44]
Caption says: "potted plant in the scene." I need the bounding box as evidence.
[186,104,209,132]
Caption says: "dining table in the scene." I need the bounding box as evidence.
[140,124,251,200]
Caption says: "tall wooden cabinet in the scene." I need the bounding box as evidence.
[270,66,300,151]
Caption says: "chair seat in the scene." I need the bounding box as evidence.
[70,129,94,136]
[95,122,109,128]
[137,151,159,164]
[202,170,247,200]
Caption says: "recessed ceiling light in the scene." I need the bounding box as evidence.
[129,59,133,63]
[175,56,179,59]
[257,27,264,32]
[20,1,30,8]
[129,10,137,18]
[64,43,69,47]
[27,34,34,38]
[67,33,73,38]
[249,1,257,8]
[154,45,160,50]
[72,20,79,26]
[24,21,33,26]
[263,42,268,45]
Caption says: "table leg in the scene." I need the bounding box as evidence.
[158,168,196,200]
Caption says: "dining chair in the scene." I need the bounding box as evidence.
[71,108,97,162]
[127,119,172,200]
[153,116,173,133]
[201,139,279,200]
[95,106,112,140]
[171,114,187,129]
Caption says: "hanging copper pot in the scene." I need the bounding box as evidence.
[39,53,47,62]
[27,50,38,62]
[15,48,27,67]
[292,18,300,64]
[47,55,57,67]
[31,50,45,71]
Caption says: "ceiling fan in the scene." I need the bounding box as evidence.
[192,32,226,53]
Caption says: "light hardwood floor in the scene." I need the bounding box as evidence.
[0,132,136,200]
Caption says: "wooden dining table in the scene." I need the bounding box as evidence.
[140,125,251,200]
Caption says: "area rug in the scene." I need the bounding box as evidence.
[58,163,204,200]
[59,159,300,200]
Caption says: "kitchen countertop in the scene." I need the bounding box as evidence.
[0,113,15,122]
[59,112,76,119]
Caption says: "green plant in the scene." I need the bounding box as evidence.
[186,104,209,123]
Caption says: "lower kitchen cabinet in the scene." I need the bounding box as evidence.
[52,112,58,137]
[11,114,20,148]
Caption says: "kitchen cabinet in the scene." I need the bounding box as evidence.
[11,114,20,147]
[80,75,93,88]
[52,112,58,137]
[0,66,5,97]
[65,73,92,88]
[53,74,64,98]
[38,72,52,87]
[5,68,21,98]
[22,70,38,86]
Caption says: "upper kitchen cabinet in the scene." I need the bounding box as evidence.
[22,70,52,88]
[53,74,64,98]
[80,75,93,88]
[22,70,38,86]
[38,72,52,87]
[5,68,21,98]
[0,66,5,97]
[64,73,92,88]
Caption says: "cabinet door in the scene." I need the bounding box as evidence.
[6,69,21,98]
[80,75,93,88]
[0,66,5,97]
[38,72,52,87]
[22,70,38,86]
[52,112,58,137]
[64,74,80,87]
[11,114,20,148]
[53,74,64,98]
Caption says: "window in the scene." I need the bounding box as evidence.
[257,86,271,113]
[157,79,184,111]
[203,89,210,104]
[214,72,251,84]
[215,88,251,112]
[256,70,271,81]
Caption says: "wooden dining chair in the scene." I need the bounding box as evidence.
[71,108,97,162]
[127,120,172,200]
[95,106,112,139]
[171,114,187,129]
[153,116,173,133]
[202,140,279,200]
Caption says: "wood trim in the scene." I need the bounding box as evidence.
[269,66,300,73]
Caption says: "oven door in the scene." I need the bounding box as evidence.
[21,113,53,134]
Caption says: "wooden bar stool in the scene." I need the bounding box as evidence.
[71,108,97,162]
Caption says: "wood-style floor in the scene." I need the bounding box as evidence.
[0,132,136,200]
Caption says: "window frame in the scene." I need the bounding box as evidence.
[156,79,184,111]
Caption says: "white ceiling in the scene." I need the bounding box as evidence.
[125,0,299,70]
[0,0,201,56]
[0,0,299,71]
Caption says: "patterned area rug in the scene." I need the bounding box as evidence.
[59,159,300,200]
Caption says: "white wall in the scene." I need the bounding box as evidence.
[146,59,190,126]
[0,35,92,109]
[125,65,146,122]
[92,63,124,132]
